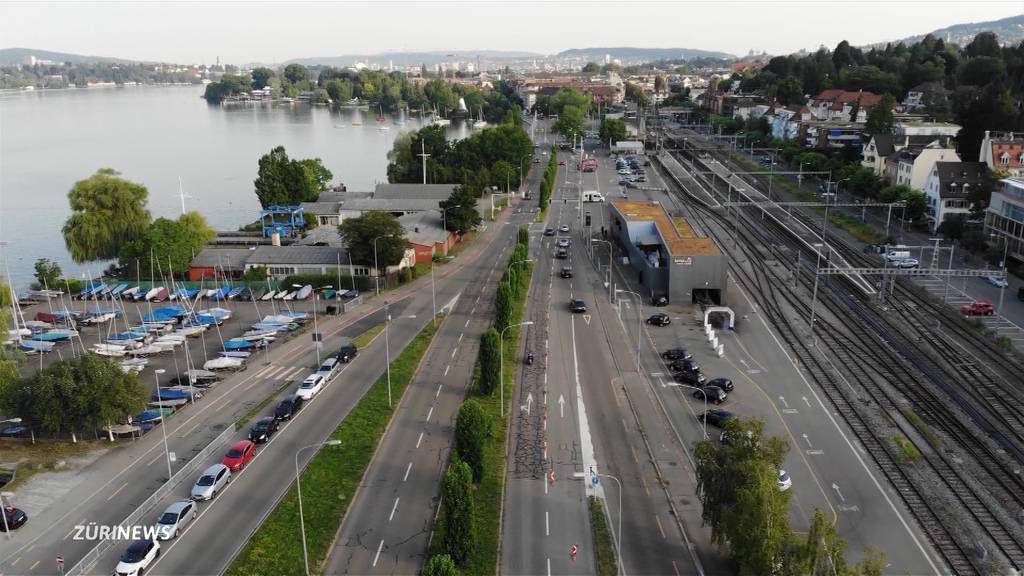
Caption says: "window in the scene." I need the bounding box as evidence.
[268,266,293,276]
[1001,152,1011,166]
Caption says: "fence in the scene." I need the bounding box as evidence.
[65,424,237,576]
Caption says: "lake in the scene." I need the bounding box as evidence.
[0,85,470,290]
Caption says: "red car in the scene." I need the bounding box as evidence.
[961,300,994,316]
[222,440,256,472]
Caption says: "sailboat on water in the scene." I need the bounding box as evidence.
[473,106,488,129]
[376,104,390,130]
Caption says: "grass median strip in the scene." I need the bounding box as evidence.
[226,318,439,576]
[589,496,619,576]
[352,321,386,349]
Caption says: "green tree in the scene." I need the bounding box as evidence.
[297,158,333,192]
[495,282,513,335]
[422,554,459,576]
[441,460,476,564]
[254,146,329,207]
[250,67,274,90]
[440,186,481,234]
[865,95,895,135]
[283,63,310,86]
[119,212,216,276]
[478,327,500,394]
[455,399,490,481]
[33,258,62,289]
[338,210,407,267]
[599,118,628,144]
[654,75,667,92]
[62,168,151,263]
[801,508,847,576]
[73,353,148,437]
[0,283,19,396]
[878,184,911,203]
[581,62,601,74]
[242,265,268,283]
[552,88,591,116]
[491,160,515,192]
[553,105,586,143]
[624,83,647,106]
[325,78,353,103]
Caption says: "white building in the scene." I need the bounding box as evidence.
[922,162,987,232]
[985,177,1024,265]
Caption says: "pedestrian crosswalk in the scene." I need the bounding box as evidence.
[253,364,308,382]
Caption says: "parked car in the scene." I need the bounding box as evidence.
[706,377,734,392]
[694,385,728,404]
[960,300,994,316]
[248,416,279,444]
[636,175,648,182]
[557,238,570,248]
[652,296,669,307]
[662,348,692,361]
[115,539,160,576]
[560,266,573,278]
[892,258,919,269]
[617,168,631,175]
[673,370,707,386]
[0,506,27,531]
[559,224,570,233]
[570,299,587,313]
[698,409,735,428]
[222,440,257,472]
[274,394,305,420]
[558,160,565,166]
[153,500,196,540]
[777,470,793,491]
[544,228,556,236]
[985,275,1009,288]
[296,373,325,400]
[556,248,568,259]
[646,313,671,326]
[190,463,231,501]
[336,344,358,363]
[317,357,339,379]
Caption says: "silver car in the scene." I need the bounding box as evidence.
[153,500,196,540]
[556,238,570,248]
[190,463,231,501]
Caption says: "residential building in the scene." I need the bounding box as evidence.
[893,119,961,137]
[300,183,462,227]
[922,162,987,232]
[187,248,253,281]
[985,177,1024,265]
[979,131,1024,177]
[888,143,961,190]
[801,121,865,149]
[397,211,457,259]
[861,134,950,176]
[608,199,726,305]
[767,105,812,141]
[808,89,884,123]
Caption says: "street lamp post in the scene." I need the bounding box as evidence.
[441,204,461,247]
[295,440,342,576]
[672,383,709,438]
[373,234,396,296]
[615,289,642,372]
[385,301,392,407]
[809,243,827,346]
[294,285,320,365]
[591,239,613,302]
[590,469,624,576]
[499,321,534,416]
[153,369,173,481]
[505,259,534,288]
[990,232,1011,314]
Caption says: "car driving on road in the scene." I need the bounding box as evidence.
[669,358,701,374]
[1,505,27,531]
[693,385,728,404]
[115,538,160,576]
[556,237,570,248]
[662,348,692,361]
[559,224,570,233]
[961,300,994,316]
[891,258,919,269]
[556,248,568,259]
[296,373,325,400]
[560,266,573,278]
[544,228,555,236]
[248,416,279,444]
[336,344,358,363]
[191,463,231,501]
[985,275,1009,288]
[222,439,257,472]
[778,470,793,491]
[570,299,587,313]
[153,500,196,540]
[646,313,671,326]
[274,394,304,420]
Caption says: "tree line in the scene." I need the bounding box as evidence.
[733,32,1024,159]
[0,61,207,90]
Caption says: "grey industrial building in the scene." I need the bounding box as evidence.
[608,199,726,305]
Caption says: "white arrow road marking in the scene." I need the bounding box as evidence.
[802,434,813,448]
[802,396,812,408]
[582,314,591,325]
[558,394,566,418]
[832,483,845,502]
[523,392,534,415]
[779,396,788,408]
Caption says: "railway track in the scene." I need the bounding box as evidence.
[654,142,1024,573]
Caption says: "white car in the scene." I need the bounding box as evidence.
[985,275,1009,288]
[296,373,325,400]
[317,357,339,379]
[892,258,919,269]
[777,470,792,491]
[190,463,231,501]
[617,168,631,175]
[556,238,570,248]
[153,500,196,540]
[115,538,160,576]
[558,224,570,233]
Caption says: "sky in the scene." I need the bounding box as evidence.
[1,0,1022,65]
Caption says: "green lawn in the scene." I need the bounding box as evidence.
[226,319,439,575]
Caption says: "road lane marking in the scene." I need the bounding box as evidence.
[107,481,128,501]
[426,407,434,422]
[372,539,384,567]
[147,453,162,466]
[436,383,442,398]
[547,557,551,576]
[545,510,550,536]
[403,462,412,482]
[416,432,424,448]
[465,319,470,327]
[451,348,458,359]
[179,420,202,439]
[10,558,19,567]
[655,514,666,539]
[672,560,681,576]
[458,333,463,343]
[444,365,450,377]
[29,561,39,571]
[389,497,400,522]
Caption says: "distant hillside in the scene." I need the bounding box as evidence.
[556,46,734,63]
[871,14,1024,48]
[287,50,541,68]
[0,47,131,66]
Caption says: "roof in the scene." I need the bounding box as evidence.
[611,200,720,257]
[340,198,445,213]
[189,249,253,271]
[299,201,341,215]
[246,246,350,266]
[398,211,451,246]
[932,162,987,199]
[373,183,457,201]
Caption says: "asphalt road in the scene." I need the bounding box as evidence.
[322,181,543,573]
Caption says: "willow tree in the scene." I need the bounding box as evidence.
[62,168,151,263]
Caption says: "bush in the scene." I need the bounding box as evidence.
[478,328,500,394]
[423,555,460,576]
[455,400,491,481]
[442,459,476,564]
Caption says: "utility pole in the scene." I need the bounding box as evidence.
[418,140,431,185]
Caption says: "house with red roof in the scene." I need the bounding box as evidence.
[808,89,884,123]
[979,131,1024,177]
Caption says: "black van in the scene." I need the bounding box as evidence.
[274,394,305,420]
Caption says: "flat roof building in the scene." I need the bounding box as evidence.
[608,199,726,305]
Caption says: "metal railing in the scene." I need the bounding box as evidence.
[65,424,237,576]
